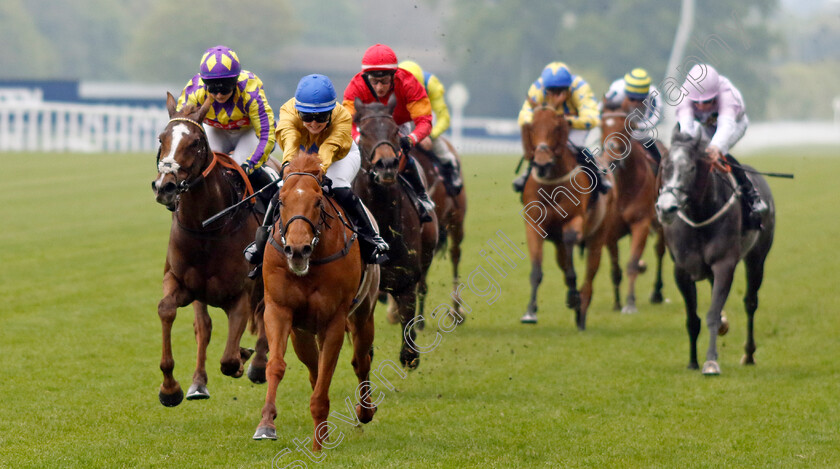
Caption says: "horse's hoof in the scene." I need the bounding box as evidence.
[355,404,377,424]
[637,260,648,273]
[575,310,586,331]
[718,316,730,336]
[650,291,664,304]
[186,384,210,400]
[612,302,622,312]
[221,361,241,378]
[400,351,420,370]
[687,362,699,370]
[741,355,756,365]
[415,314,425,330]
[385,310,399,325]
[621,304,638,314]
[702,361,721,376]
[253,426,277,440]
[520,312,537,324]
[159,388,184,407]
[247,365,266,384]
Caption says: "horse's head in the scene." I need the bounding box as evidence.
[276,152,326,276]
[354,96,401,185]
[601,109,632,169]
[523,105,570,179]
[152,92,213,211]
[656,123,710,223]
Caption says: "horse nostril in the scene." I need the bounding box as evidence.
[283,245,293,257]
[161,181,177,195]
[151,180,158,192]
[302,245,313,257]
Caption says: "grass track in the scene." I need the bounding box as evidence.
[0,148,838,468]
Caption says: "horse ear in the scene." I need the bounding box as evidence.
[166,92,177,117]
[386,94,397,114]
[196,95,213,123]
[527,97,538,109]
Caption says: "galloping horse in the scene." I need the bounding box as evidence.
[253,152,380,449]
[151,92,268,407]
[600,108,666,313]
[352,97,438,369]
[520,106,613,329]
[411,139,468,319]
[656,125,775,375]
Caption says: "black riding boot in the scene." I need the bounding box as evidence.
[725,154,768,228]
[575,146,612,193]
[402,156,434,223]
[333,187,390,264]
[643,140,662,166]
[436,155,463,195]
[512,161,532,193]
[247,166,276,213]
[243,197,276,279]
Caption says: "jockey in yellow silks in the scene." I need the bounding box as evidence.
[513,62,610,194]
[398,60,463,195]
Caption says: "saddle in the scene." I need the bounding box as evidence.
[416,147,461,197]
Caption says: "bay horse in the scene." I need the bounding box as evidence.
[352,97,438,369]
[398,140,468,322]
[600,108,666,313]
[253,152,380,449]
[655,124,775,375]
[520,105,613,329]
[151,92,268,407]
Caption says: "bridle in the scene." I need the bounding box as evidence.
[357,112,405,169]
[157,117,216,194]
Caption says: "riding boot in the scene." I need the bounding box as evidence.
[575,146,612,193]
[725,154,768,228]
[333,187,390,264]
[512,161,532,193]
[440,160,463,196]
[244,198,276,268]
[643,140,663,166]
[247,166,277,213]
[402,156,434,223]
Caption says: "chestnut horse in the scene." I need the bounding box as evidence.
[151,92,268,407]
[656,125,775,374]
[352,97,438,369]
[520,106,613,329]
[253,152,380,449]
[600,108,666,313]
[411,139,468,319]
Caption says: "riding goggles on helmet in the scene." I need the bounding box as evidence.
[299,111,331,123]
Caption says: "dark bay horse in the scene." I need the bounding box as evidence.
[600,109,666,313]
[402,140,467,320]
[151,92,268,407]
[352,97,438,369]
[253,153,380,449]
[656,125,775,375]
[520,106,613,329]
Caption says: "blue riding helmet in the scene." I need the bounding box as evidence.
[294,74,337,113]
[541,64,573,89]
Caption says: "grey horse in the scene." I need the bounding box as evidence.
[655,125,775,375]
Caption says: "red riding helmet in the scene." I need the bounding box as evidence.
[361,44,398,72]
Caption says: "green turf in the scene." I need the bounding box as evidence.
[0,148,837,468]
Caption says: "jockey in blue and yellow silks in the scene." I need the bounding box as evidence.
[176,45,276,198]
[513,62,610,194]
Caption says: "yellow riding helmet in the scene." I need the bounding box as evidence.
[624,68,652,100]
[399,60,425,87]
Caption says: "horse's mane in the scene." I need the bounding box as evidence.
[671,123,708,148]
[287,151,323,176]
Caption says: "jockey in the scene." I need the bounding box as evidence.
[342,43,435,223]
[603,68,664,164]
[244,74,390,267]
[177,45,277,204]
[513,62,609,194]
[676,63,769,226]
[398,60,464,195]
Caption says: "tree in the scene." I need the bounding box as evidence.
[0,0,58,78]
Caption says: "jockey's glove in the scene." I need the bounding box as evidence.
[399,136,413,155]
[241,160,256,175]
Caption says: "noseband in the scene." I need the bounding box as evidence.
[358,113,403,161]
[277,171,324,248]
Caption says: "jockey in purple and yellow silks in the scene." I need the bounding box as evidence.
[398,60,463,195]
[513,62,610,194]
[176,45,277,200]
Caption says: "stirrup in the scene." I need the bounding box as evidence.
[247,263,262,279]
[244,241,261,264]
[512,173,528,193]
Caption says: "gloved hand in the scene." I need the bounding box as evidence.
[320,175,333,195]
[399,136,413,155]
[241,160,256,175]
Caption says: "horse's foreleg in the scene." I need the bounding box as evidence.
[449,219,465,317]
[650,226,666,304]
[742,251,767,365]
[186,301,212,400]
[560,229,580,323]
[674,267,700,369]
[349,311,377,424]
[291,329,320,390]
[310,313,347,452]
[522,227,544,323]
[578,233,606,331]
[254,301,293,440]
[622,221,651,314]
[158,271,190,407]
[395,289,420,369]
[703,261,737,375]
[607,241,622,311]
[220,293,251,378]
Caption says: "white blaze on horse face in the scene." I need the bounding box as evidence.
[157,123,190,175]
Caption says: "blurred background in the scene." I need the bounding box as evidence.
[0,0,838,153]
